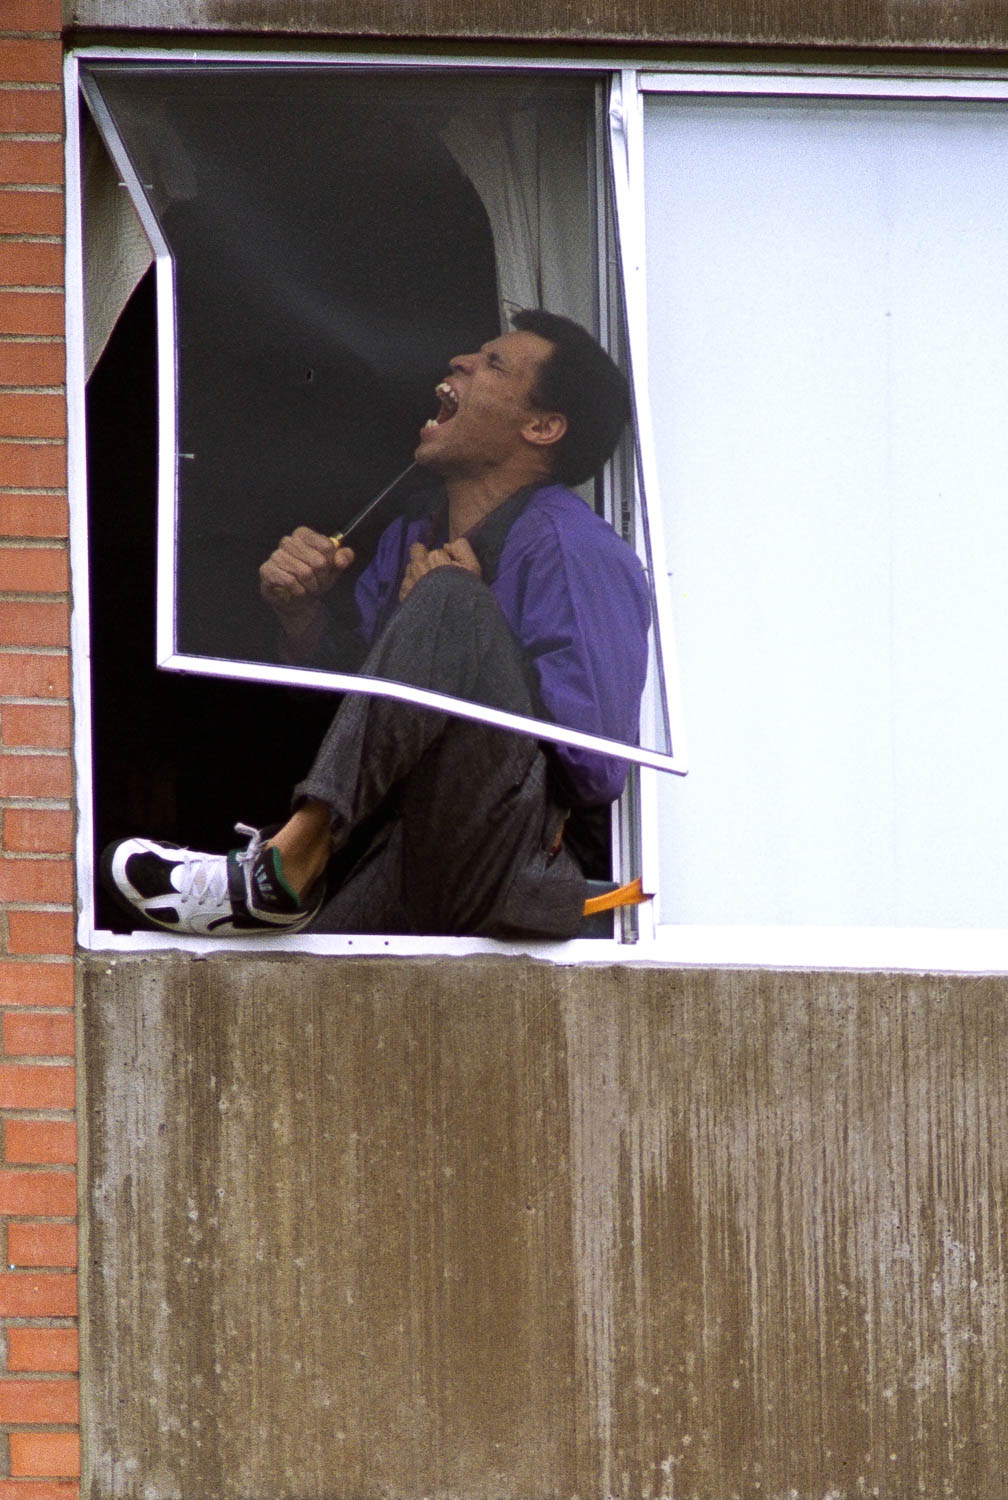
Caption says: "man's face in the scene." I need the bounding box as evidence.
[415,329,556,476]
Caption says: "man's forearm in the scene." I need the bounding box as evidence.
[276,602,328,665]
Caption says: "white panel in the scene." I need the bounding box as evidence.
[646,95,1008,927]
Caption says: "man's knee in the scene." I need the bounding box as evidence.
[361,563,536,716]
[402,564,496,618]
[392,565,520,657]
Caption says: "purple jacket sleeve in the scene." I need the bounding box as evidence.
[491,493,650,806]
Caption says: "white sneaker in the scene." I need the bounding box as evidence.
[100,823,323,936]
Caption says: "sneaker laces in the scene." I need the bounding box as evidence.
[170,825,262,909]
[232,822,267,875]
[172,849,230,908]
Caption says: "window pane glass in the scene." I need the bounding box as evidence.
[646,93,1008,925]
[83,64,675,774]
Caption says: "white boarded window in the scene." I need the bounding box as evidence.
[643,86,1008,930]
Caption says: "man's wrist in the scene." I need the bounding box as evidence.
[276,601,327,660]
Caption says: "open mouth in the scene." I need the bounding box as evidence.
[422,381,459,431]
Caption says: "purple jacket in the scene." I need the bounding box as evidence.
[353,484,650,806]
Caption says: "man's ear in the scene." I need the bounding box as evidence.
[522,410,567,452]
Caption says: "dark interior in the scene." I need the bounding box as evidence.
[84,67,611,931]
[85,69,506,930]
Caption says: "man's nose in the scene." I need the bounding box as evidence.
[449,352,477,374]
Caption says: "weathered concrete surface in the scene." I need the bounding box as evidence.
[64,0,1008,49]
[80,955,1008,1498]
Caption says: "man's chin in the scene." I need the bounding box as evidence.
[414,440,444,472]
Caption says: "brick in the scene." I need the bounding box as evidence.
[0,1269,76,1318]
[0,1484,79,1500]
[0,1172,75,1217]
[0,1378,78,1424]
[0,43,62,88]
[0,962,73,1006]
[0,442,65,488]
[9,1432,80,1480]
[4,1118,76,1165]
[0,340,64,388]
[5,1326,78,1373]
[0,1064,73,1109]
[0,494,66,538]
[0,393,64,438]
[0,189,62,237]
[7,1221,77,1267]
[0,545,66,591]
[0,703,70,748]
[0,602,69,647]
[5,910,75,955]
[0,1062,72,1110]
[0,1064,73,1110]
[0,858,73,903]
[1,0,63,28]
[0,142,63,189]
[0,752,72,798]
[0,88,62,135]
[0,291,63,337]
[3,1011,74,1057]
[0,243,63,294]
[1,809,73,854]
[4,1328,77,1379]
[0,601,70,648]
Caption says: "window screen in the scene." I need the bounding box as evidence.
[80,63,682,776]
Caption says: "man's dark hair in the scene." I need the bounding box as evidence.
[512,309,632,487]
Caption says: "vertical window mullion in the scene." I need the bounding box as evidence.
[607,69,689,925]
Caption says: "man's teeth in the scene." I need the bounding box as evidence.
[435,381,459,415]
[423,381,458,434]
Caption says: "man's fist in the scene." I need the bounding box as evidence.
[259,526,355,617]
[398,537,482,603]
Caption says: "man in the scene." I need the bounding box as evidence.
[102,311,650,939]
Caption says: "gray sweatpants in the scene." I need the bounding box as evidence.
[293,566,588,938]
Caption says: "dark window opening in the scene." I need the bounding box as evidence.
[87,144,509,930]
[82,66,629,935]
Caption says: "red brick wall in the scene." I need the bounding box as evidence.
[0,0,79,1494]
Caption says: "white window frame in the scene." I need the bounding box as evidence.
[630,63,1008,973]
[66,43,683,959]
[75,53,684,776]
[66,47,1008,970]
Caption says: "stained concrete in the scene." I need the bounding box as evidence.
[80,954,1008,1498]
[62,0,1008,50]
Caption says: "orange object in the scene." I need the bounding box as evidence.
[582,875,651,916]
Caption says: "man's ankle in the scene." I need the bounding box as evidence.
[267,835,329,901]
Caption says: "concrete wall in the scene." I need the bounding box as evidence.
[63,0,1008,50]
[59,6,1008,1498]
[80,954,1008,1499]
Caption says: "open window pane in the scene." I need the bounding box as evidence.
[644,88,1008,927]
[80,62,679,775]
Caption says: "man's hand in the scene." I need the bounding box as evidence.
[260,525,354,617]
[260,526,355,657]
[398,538,482,603]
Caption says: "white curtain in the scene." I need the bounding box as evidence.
[82,113,153,379]
[440,100,595,334]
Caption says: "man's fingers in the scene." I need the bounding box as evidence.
[398,544,427,602]
[260,527,354,608]
[443,537,482,576]
[398,539,483,603]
